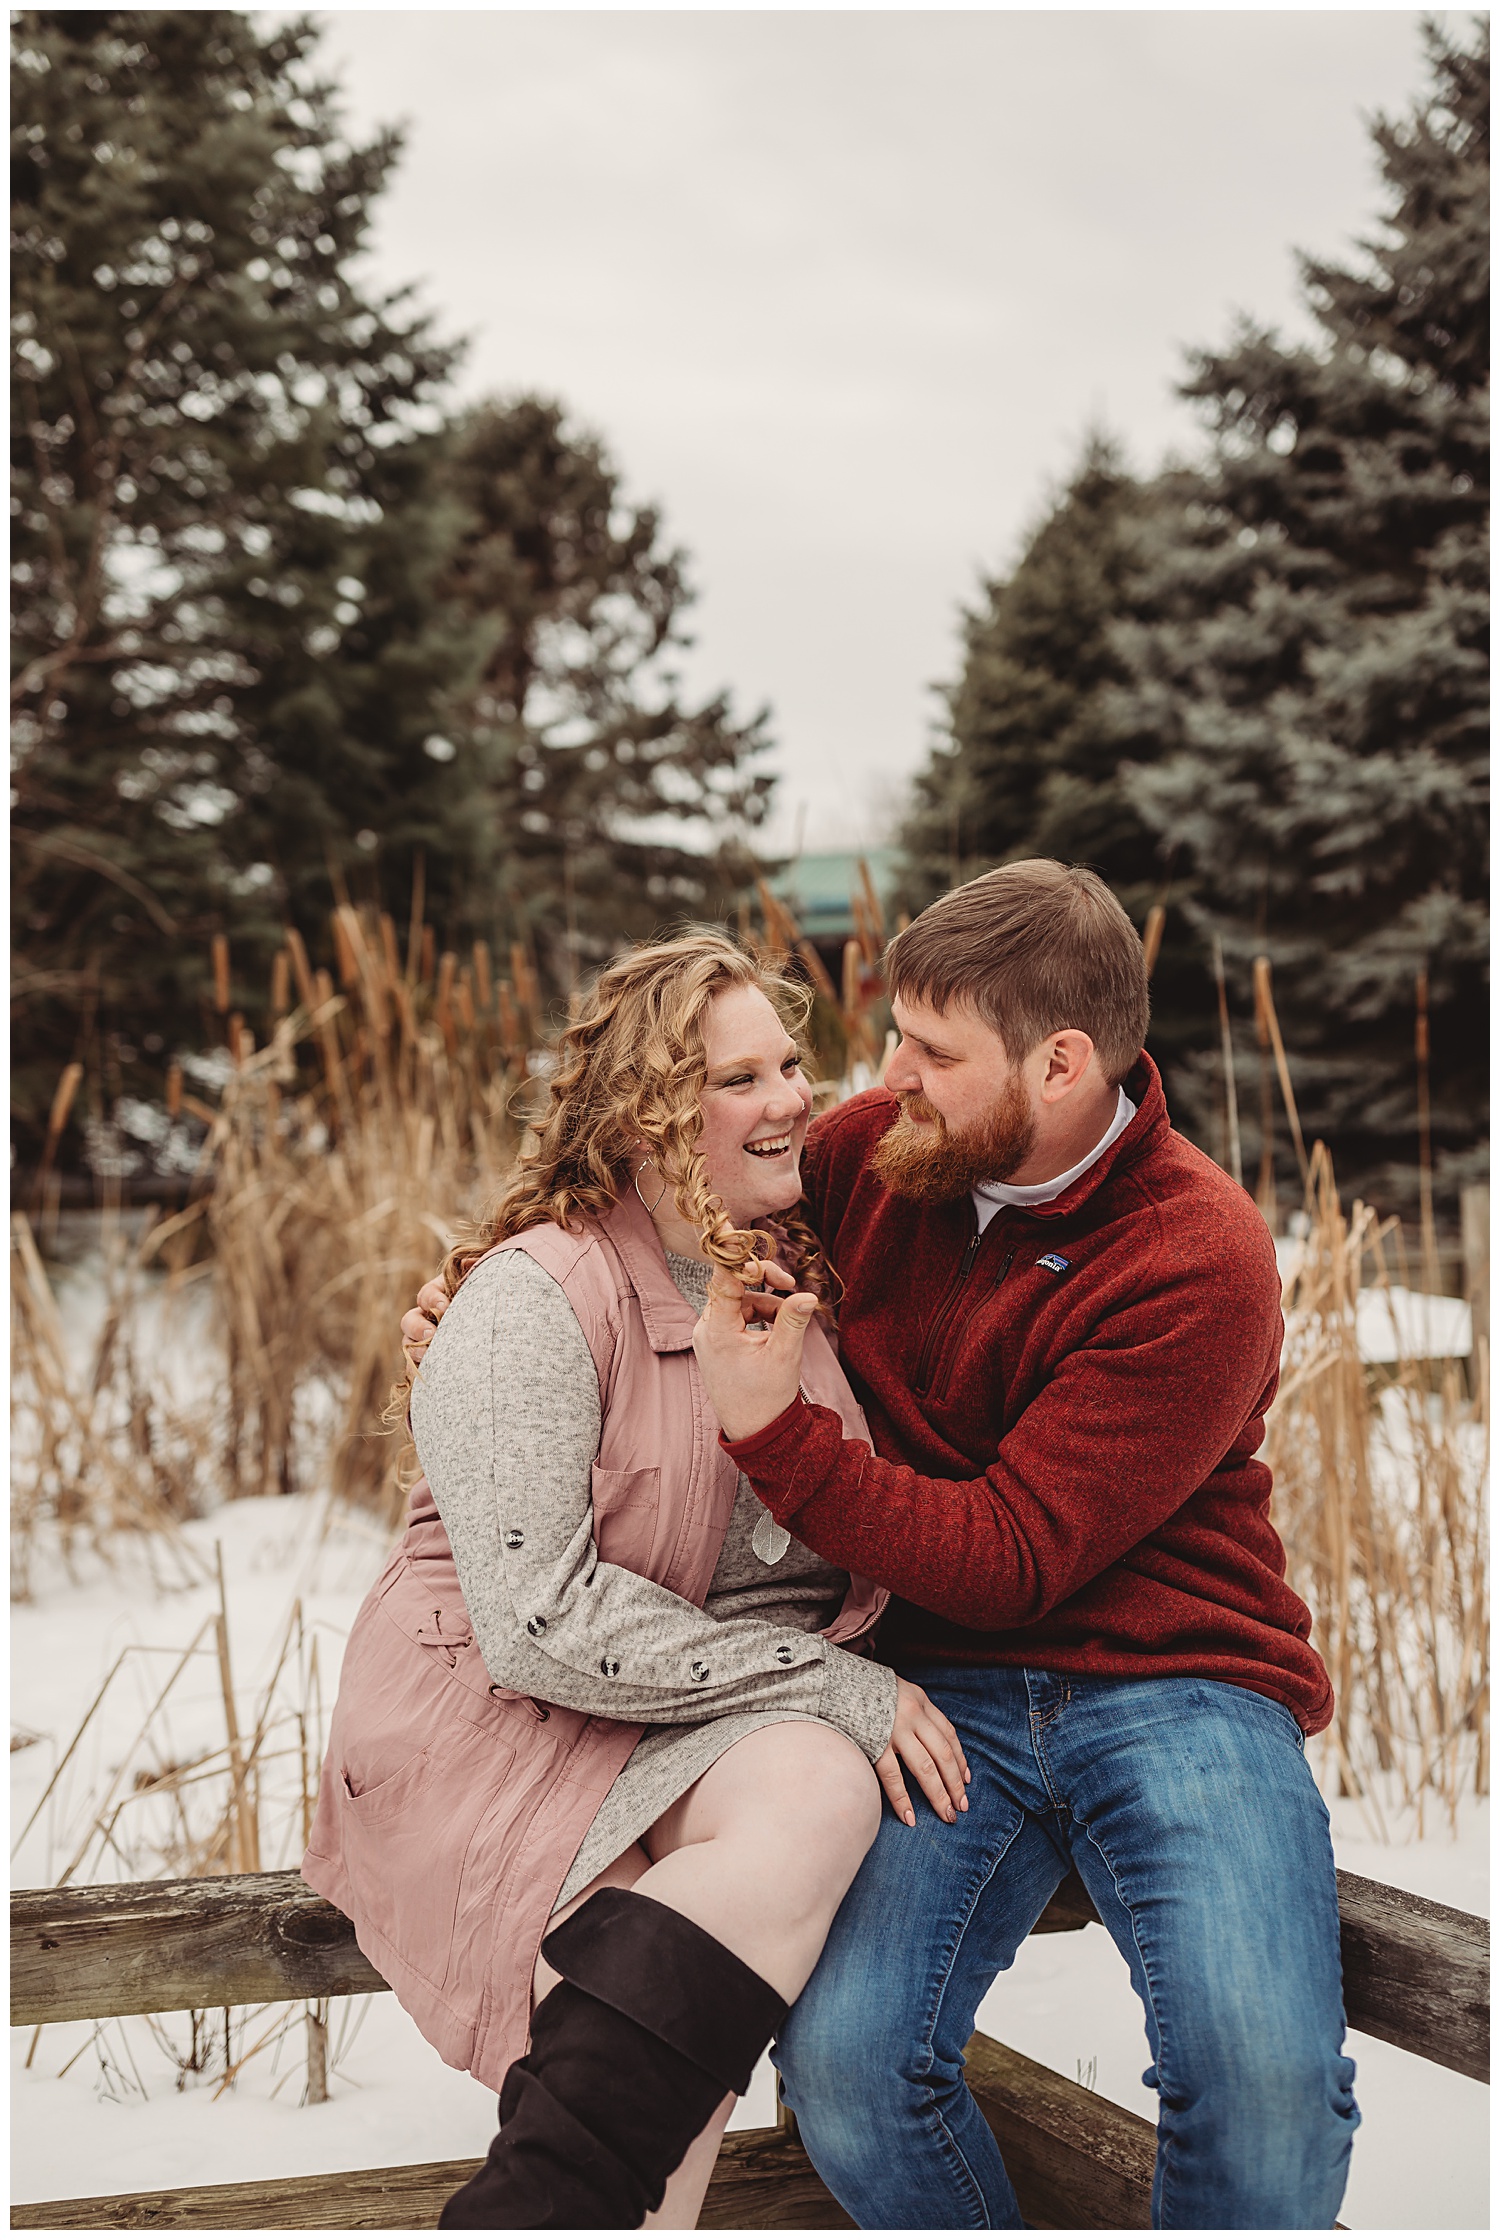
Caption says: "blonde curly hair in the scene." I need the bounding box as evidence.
[441,924,834,1310]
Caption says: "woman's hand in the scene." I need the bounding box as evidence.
[874,1679,971,1827]
[691,1257,816,1442]
[401,1278,449,1372]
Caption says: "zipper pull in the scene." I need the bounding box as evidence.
[994,1247,1017,1287]
[958,1233,981,1281]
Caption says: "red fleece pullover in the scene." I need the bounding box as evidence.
[724,1053,1333,1734]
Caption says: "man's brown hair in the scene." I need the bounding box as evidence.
[883,860,1150,1085]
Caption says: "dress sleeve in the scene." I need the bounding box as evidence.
[409,1252,896,1759]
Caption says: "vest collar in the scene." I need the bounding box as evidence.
[598,1187,703,1353]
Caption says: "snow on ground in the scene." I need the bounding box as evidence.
[11,1495,1489,2226]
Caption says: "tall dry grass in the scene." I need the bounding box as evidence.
[1268,1144,1488,1825]
[199,907,536,1521]
[11,893,1487,1822]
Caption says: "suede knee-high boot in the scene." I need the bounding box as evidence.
[439,1888,788,2231]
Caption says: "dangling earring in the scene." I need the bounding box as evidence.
[634,1162,668,1216]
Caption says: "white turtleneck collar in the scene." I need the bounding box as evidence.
[971,1086,1136,1234]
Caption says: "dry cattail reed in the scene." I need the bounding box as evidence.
[1268,1144,1488,1823]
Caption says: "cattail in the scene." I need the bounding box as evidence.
[165,1061,183,1120]
[378,912,402,991]
[421,926,436,986]
[331,912,358,991]
[514,942,541,1019]
[851,890,880,970]
[283,927,316,1011]
[842,938,862,1019]
[1253,956,1308,1186]
[796,939,838,1004]
[1142,904,1166,979]
[34,1061,84,1208]
[435,952,458,1054]
[45,1061,84,1153]
[472,940,492,1011]
[336,906,388,1038]
[455,970,476,1033]
[270,950,290,1020]
[405,851,426,983]
[211,934,231,1014]
[755,879,801,961]
[856,856,887,944]
[497,981,522,1056]
[1211,936,1242,1187]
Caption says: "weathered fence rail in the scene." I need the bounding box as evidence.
[11,1864,1487,2229]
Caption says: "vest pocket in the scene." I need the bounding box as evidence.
[334,1605,519,1993]
[590,1462,662,1576]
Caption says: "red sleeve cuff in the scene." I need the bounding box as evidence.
[719,1393,810,1463]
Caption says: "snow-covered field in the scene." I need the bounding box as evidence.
[12,1494,1489,2228]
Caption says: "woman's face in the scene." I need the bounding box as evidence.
[694,983,815,1224]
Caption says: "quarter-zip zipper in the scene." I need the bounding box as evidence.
[914,1218,983,1393]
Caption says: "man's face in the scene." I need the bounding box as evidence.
[872,993,1038,1202]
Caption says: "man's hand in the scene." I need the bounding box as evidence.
[401,1278,449,1373]
[691,1258,816,1442]
[875,1680,971,1827]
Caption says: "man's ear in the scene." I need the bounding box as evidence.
[1039,1030,1096,1100]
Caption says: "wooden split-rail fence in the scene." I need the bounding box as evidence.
[11,1864,1488,2230]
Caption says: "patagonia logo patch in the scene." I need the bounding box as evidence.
[1035,1252,1072,1274]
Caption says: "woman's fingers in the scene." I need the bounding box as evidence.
[416,1278,448,1320]
[920,1722,969,1812]
[756,1259,796,1292]
[915,1706,970,1808]
[895,1734,958,1824]
[872,1746,916,1828]
[400,1306,433,1370]
[885,1682,971,1824]
[905,1685,971,1797]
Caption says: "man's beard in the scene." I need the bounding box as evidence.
[870,1074,1038,1205]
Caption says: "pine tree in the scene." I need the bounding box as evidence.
[434,396,774,988]
[895,439,1212,1106]
[1114,21,1488,1214]
[11,11,481,1145]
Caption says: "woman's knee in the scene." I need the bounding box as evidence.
[760,1726,882,1868]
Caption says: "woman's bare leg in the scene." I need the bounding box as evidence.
[530,1721,881,2230]
[638,1721,882,1999]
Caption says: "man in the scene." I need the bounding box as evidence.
[409,861,1357,2229]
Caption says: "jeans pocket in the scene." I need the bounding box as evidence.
[1277,1700,1308,1752]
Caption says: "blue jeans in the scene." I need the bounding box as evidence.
[777,1666,1357,2229]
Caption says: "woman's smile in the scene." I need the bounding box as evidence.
[744,1132,795,1162]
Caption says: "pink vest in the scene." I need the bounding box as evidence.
[301,1190,886,2090]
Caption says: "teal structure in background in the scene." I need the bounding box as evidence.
[768,849,901,948]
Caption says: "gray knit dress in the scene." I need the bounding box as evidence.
[408,1247,898,1909]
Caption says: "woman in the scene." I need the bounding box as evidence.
[303,930,968,2231]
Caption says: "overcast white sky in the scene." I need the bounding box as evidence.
[305,9,1442,852]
